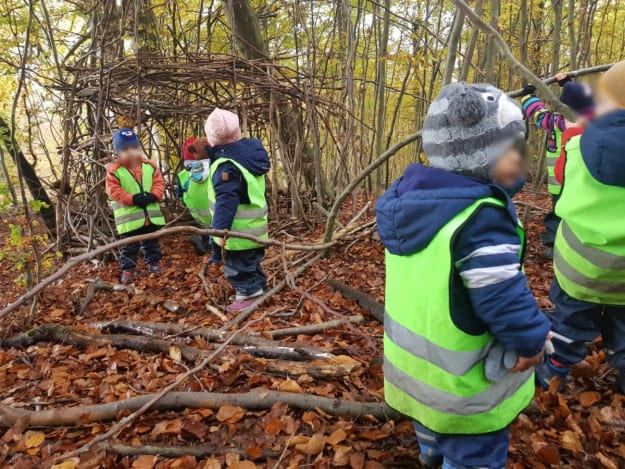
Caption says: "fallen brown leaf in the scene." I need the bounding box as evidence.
[216,405,246,424]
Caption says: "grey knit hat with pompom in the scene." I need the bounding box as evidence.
[422,83,526,181]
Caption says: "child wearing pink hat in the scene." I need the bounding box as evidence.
[204,109,271,312]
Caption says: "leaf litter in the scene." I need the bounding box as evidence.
[0,190,623,468]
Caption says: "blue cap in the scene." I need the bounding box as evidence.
[112,128,140,154]
[560,82,594,114]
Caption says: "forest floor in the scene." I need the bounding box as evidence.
[0,187,624,469]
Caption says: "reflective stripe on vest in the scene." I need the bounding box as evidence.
[207,157,269,251]
[109,163,166,235]
[383,197,534,434]
[554,135,625,304]
[546,127,562,195]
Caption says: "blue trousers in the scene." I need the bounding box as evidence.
[119,224,163,271]
[413,422,509,469]
[548,279,625,369]
[224,248,266,298]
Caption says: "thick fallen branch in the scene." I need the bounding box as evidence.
[0,390,398,428]
[92,320,332,359]
[327,280,384,323]
[254,357,360,378]
[106,443,280,460]
[0,325,206,362]
[0,325,351,378]
[267,314,365,339]
[54,312,270,462]
[81,278,184,315]
[453,0,576,120]
[0,227,335,320]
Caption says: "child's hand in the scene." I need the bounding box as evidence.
[556,73,571,87]
[510,350,544,373]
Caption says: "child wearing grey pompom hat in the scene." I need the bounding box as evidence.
[376,83,550,469]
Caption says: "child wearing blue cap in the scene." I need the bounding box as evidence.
[106,128,167,283]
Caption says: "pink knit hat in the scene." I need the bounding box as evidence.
[204,108,242,147]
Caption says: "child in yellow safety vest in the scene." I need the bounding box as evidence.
[203,109,270,312]
[520,73,595,258]
[376,84,551,469]
[535,60,625,395]
[106,128,167,283]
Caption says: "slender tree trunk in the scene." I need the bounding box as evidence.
[372,0,391,192]
[568,0,577,68]
[551,0,563,74]
[460,0,485,81]
[0,116,55,232]
[443,10,466,85]
[485,0,500,83]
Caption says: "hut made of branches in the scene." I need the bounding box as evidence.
[57,53,346,251]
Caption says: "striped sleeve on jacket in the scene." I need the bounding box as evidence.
[453,205,550,358]
[521,94,567,132]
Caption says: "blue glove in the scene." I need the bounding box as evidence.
[132,193,149,208]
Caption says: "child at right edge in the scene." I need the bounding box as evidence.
[535,60,625,395]
[376,83,550,469]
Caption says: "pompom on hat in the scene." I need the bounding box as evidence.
[204,108,242,147]
[422,83,526,181]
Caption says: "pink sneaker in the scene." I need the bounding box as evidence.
[227,297,259,312]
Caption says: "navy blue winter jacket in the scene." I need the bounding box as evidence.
[376,164,550,358]
[206,139,270,232]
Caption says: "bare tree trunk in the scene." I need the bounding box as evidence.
[485,0,500,83]
[372,0,391,193]
[0,116,55,232]
[551,0,563,74]
[460,0,485,81]
[568,0,577,69]
[443,11,466,85]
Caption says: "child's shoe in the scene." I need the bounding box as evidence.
[120,270,135,284]
[147,261,168,274]
[535,356,569,391]
[227,290,264,312]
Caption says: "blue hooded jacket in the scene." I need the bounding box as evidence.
[207,138,270,233]
[376,164,550,357]
[579,109,625,186]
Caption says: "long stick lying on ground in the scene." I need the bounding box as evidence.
[93,320,332,356]
[52,312,269,462]
[0,227,334,320]
[0,325,353,375]
[106,444,281,461]
[0,390,398,428]
[452,0,576,120]
[266,314,365,339]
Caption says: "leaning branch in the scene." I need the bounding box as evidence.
[0,390,398,428]
[322,131,422,247]
[0,227,334,320]
[506,63,614,98]
[452,0,576,120]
